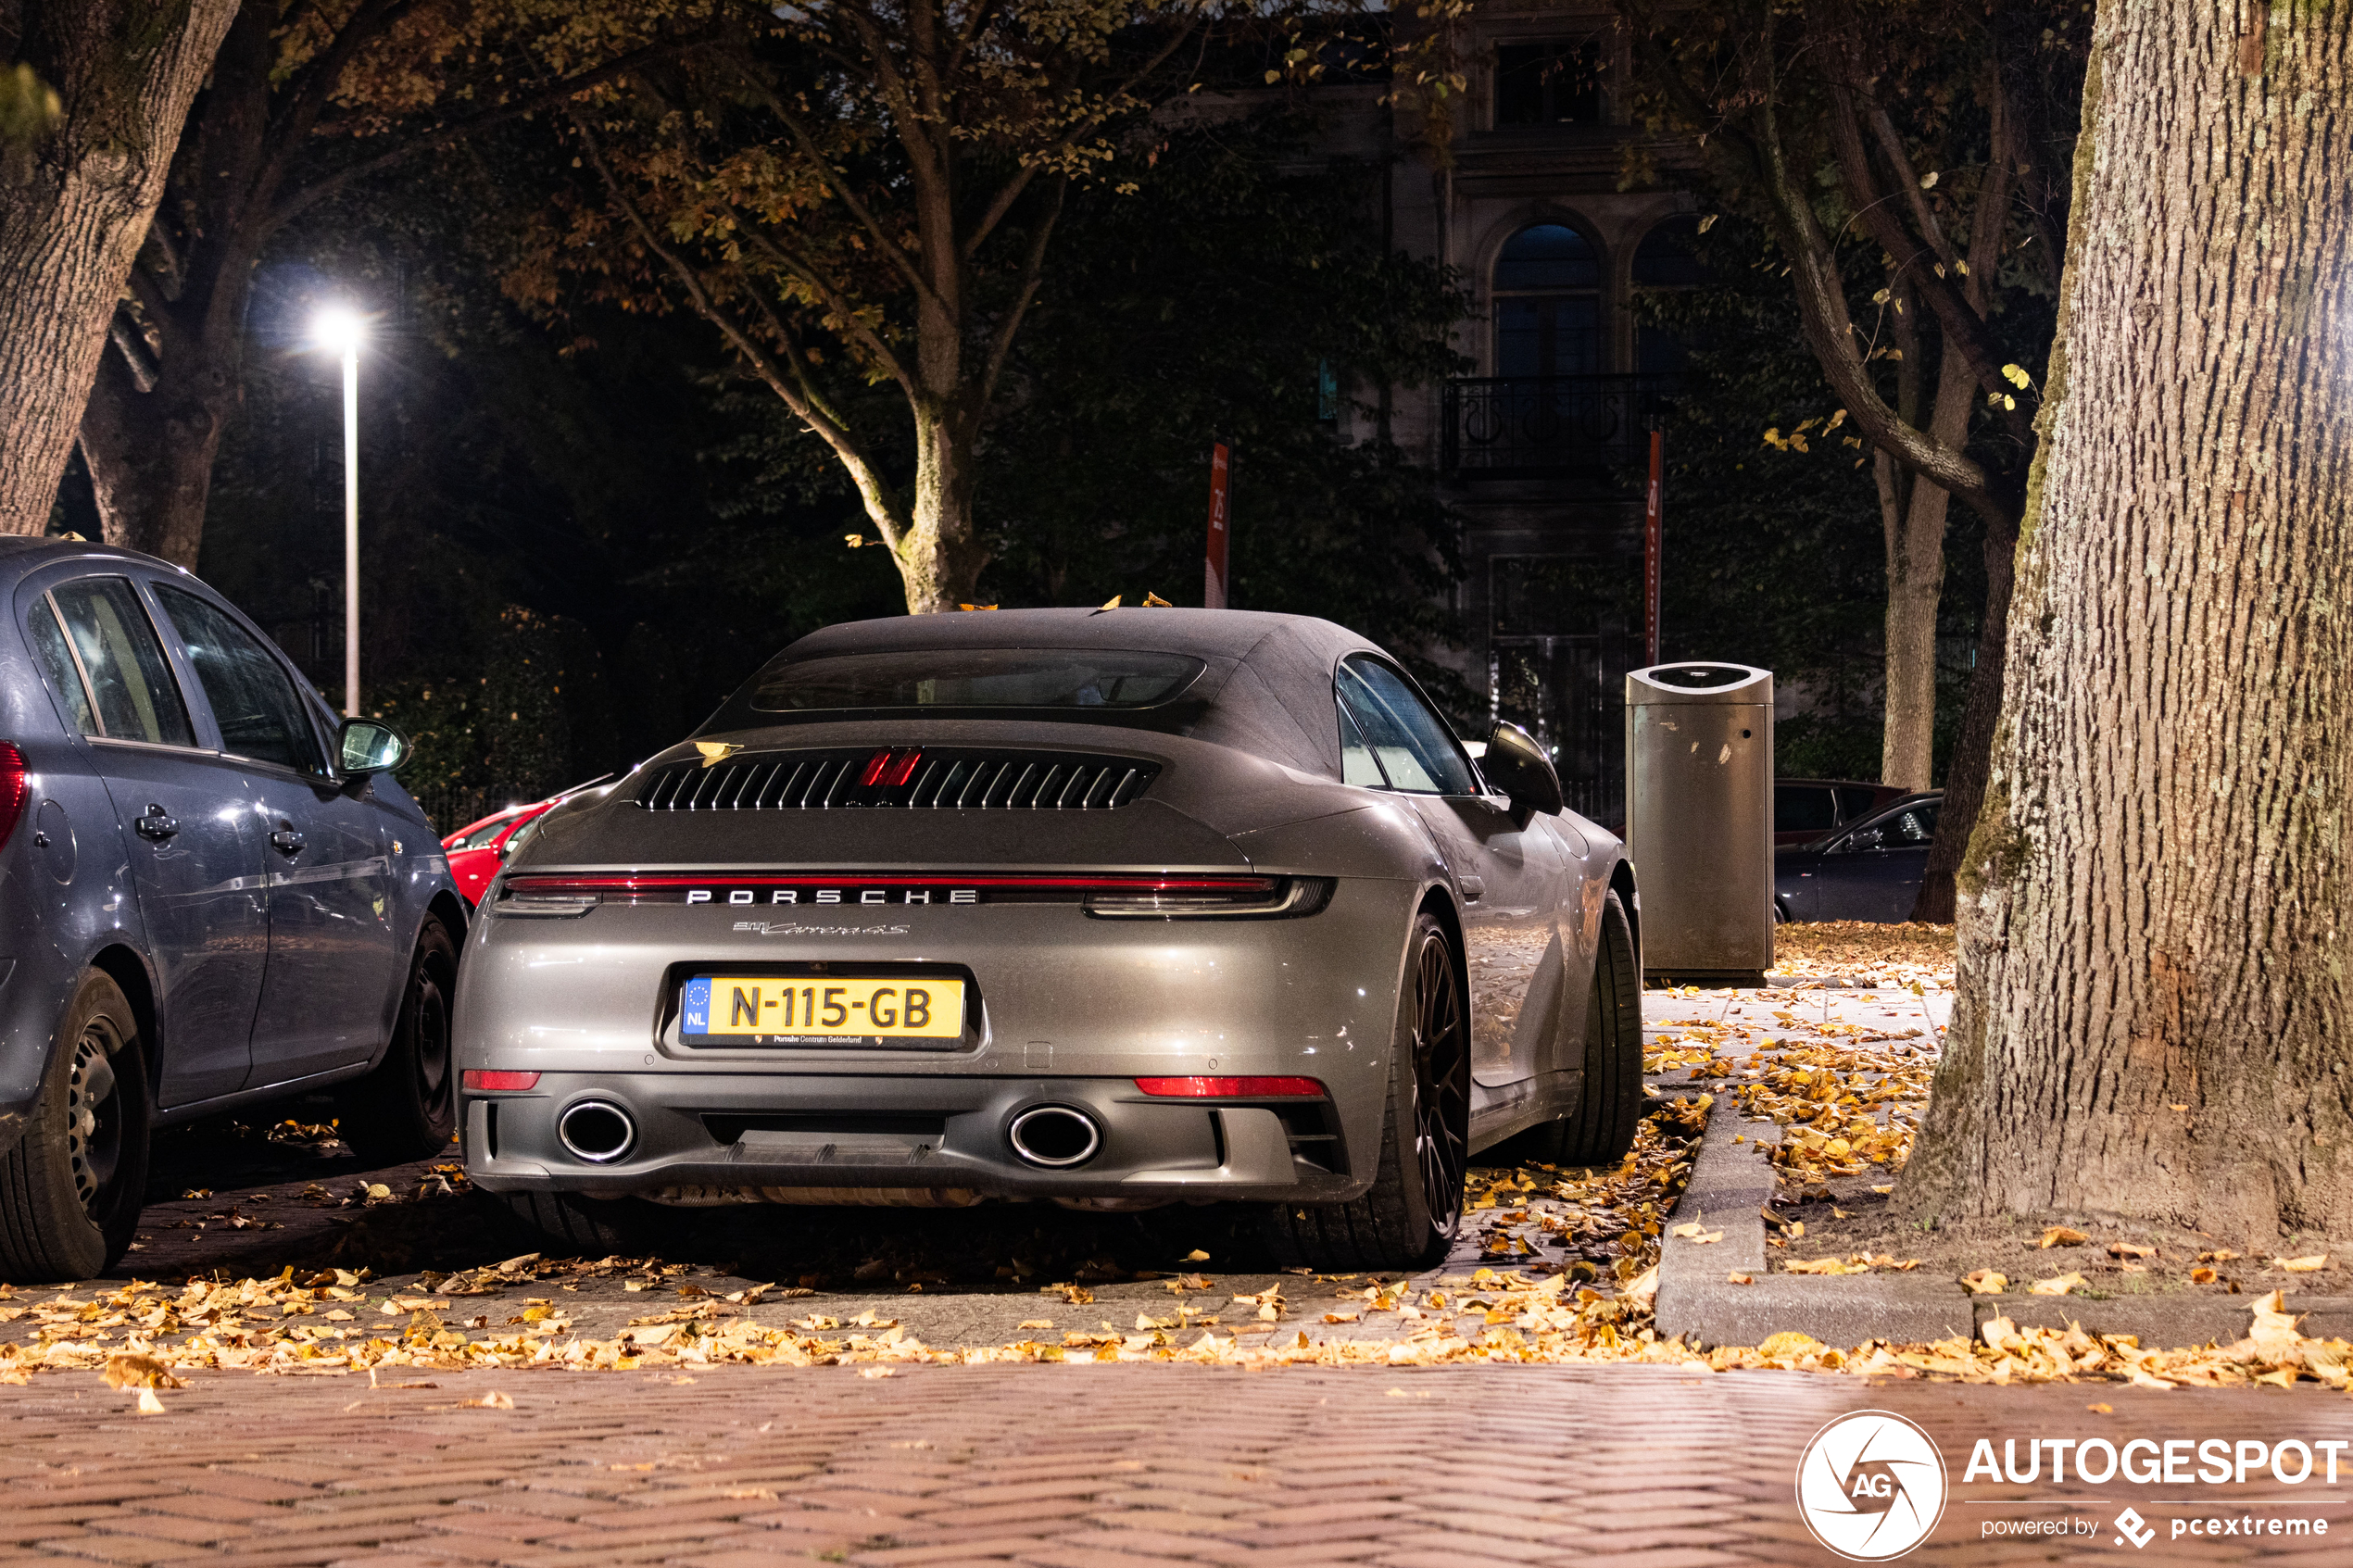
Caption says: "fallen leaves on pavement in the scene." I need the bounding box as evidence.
[1768,922,1955,987]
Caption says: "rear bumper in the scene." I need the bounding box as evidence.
[463,1071,1360,1203]
[451,875,1421,1202]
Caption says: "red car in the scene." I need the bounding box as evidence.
[440,777,610,906]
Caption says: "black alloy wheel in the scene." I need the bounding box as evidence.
[1408,924,1470,1236]
[1263,909,1469,1273]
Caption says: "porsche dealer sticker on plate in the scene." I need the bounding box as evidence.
[682,976,963,1045]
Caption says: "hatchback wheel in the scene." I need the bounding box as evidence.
[337,917,459,1163]
[0,971,151,1283]
[1264,909,1467,1272]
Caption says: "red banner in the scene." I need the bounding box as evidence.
[1203,441,1230,609]
[1643,430,1663,666]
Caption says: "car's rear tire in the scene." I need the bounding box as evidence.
[1521,889,1643,1168]
[493,1189,663,1256]
[337,916,459,1165]
[1263,909,1467,1273]
[0,971,151,1283]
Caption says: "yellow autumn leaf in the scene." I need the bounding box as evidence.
[2030,1272,2087,1296]
[2038,1226,2088,1248]
[1961,1270,2007,1296]
[2277,1255,2330,1273]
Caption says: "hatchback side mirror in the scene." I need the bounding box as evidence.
[1480,721,1564,815]
[1843,827,1886,852]
[336,718,408,776]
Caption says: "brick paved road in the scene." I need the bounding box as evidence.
[19,984,2342,1566]
[0,1364,2346,1566]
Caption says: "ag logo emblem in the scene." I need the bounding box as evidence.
[1794,1411,1948,1560]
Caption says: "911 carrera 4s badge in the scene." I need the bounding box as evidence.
[681,974,964,1045]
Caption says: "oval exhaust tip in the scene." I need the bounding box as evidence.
[1007,1105,1101,1169]
[558,1100,635,1163]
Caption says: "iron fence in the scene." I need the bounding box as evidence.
[1441,374,1682,480]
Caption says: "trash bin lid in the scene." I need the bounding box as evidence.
[1627,662,1772,705]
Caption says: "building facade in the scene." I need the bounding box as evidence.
[1186,6,1704,825]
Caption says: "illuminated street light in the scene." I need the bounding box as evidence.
[310,307,365,716]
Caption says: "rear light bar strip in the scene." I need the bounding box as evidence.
[506,872,1277,895]
[1135,1076,1327,1099]
[462,1070,542,1091]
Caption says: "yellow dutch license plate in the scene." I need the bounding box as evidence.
[682,975,963,1042]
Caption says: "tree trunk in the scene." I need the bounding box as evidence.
[1878,350,1975,793]
[1896,0,2353,1235]
[78,325,239,565]
[1909,508,2017,924]
[0,0,238,534]
[892,399,989,613]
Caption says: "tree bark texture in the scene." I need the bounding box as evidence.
[0,0,237,535]
[1898,0,2353,1235]
[72,0,273,566]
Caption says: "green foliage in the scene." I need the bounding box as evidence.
[0,62,63,149]
[1635,217,1989,776]
[704,108,1473,694]
[988,114,1467,664]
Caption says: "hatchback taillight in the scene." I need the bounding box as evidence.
[0,744,28,850]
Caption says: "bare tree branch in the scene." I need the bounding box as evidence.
[268,32,722,233]
[736,224,914,395]
[570,111,909,538]
[976,175,1065,412]
[730,64,944,312]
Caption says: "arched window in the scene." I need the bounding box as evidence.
[1632,216,1705,375]
[1493,224,1601,379]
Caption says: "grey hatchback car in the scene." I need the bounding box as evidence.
[0,540,467,1282]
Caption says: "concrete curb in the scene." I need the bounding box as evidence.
[1654,1091,2353,1349]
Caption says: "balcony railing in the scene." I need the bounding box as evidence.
[1441,374,1681,480]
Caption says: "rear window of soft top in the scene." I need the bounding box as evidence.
[747,647,1204,712]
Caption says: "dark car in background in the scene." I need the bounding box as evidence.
[0,540,468,1282]
[1774,791,1944,922]
[1773,777,1909,846]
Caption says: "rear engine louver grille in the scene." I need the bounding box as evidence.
[635,748,1160,811]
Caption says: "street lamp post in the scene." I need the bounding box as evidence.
[311,307,365,717]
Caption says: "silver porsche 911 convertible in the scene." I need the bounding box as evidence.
[454,609,1642,1270]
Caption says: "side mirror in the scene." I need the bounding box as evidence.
[335,718,407,776]
[1843,827,1886,852]
[1479,721,1564,815]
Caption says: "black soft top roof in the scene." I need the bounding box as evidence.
[715,608,1387,777]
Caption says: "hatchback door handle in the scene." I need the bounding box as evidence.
[270,828,306,855]
[135,806,178,841]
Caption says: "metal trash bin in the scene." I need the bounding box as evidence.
[1624,662,1773,980]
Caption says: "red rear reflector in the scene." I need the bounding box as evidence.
[883,749,923,787]
[860,748,894,785]
[462,1070,541,1092]
[0,744,25,850]
[1135,1076,1326,1099]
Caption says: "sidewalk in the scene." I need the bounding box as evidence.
[0,1362,2346,1566]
